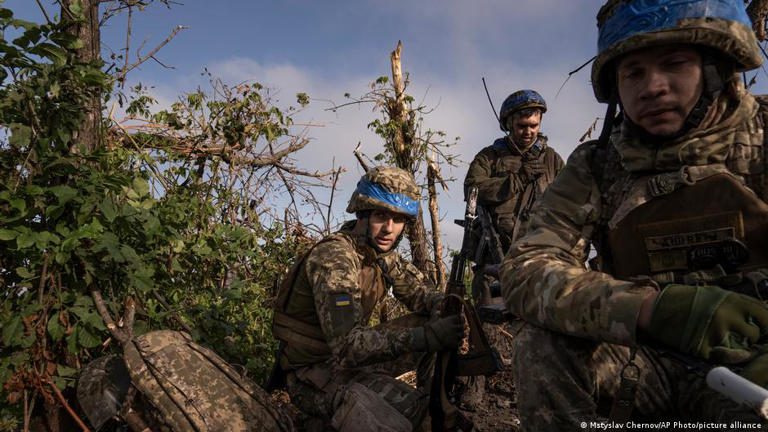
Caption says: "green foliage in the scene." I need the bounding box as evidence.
[0,4,317,424]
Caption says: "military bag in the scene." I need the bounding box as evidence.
[123,330,295,431]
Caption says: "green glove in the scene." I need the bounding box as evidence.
[647,284,768,364]
[740,347,768,388]
[411,315,463,353]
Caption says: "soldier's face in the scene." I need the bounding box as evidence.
[509,113,541,148]
[368,209,407,252]
[617,45,703,137]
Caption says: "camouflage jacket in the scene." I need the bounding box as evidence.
[279,221,441,370]
[501,88,768,346]
[464,134,564,252]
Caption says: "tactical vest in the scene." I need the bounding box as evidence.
[589,98,768,281]
[482,136,561,250]
[272,230,392,369]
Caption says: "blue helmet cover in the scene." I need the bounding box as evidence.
[501,90,546,115]
[598,0,752,54]
[356,177,419,217]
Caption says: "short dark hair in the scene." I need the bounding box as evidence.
[512,107,543,120]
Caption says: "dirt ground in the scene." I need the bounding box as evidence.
[457,320,524,432]
[271,320,526,432]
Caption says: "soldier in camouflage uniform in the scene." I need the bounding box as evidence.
[501,0,768,430]
[465,90,563,304]
[272,167,463,431]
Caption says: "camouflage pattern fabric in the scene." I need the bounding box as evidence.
[286,318,433,429]
[277,219,441,427]
[123,330,295,432]
[280,220,442,370]
[512,325,765,431]
[501,86,766,346]
[465,135,563,252]
[465,134,563,302]
[346,166,421,215]
[500,82,768,430]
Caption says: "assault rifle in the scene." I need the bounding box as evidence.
[473,203,516,323]
[448,186,478,296]
[475,205,504,269]
[429,186,501,431]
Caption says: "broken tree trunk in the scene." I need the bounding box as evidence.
[388,41,436,282]
[427,150,446,289]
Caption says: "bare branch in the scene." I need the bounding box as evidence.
[34,0,53,24]
[119,4,133,87]
[91,289,129,344]
[46,379,91,432]
[117,24,187,81]
[150,54,175,69]
[353,141,370,172]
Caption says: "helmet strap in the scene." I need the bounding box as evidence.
[683,59,723,131]
[598,93,619,147]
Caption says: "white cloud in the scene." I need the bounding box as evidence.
[124,0,610,253]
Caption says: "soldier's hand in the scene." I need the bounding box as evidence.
[411,315,464,352]
[519,159,546,182]
[740,347,768,388]
[647,284,768,364]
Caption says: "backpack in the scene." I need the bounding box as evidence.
[79,330,296,432]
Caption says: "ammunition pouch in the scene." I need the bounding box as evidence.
[608,170,768,284]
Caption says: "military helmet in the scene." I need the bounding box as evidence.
[592,0,763,103]
[499,90,547,131]
[346,166,420,218]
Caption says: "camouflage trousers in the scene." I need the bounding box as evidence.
[285,314,433,429]
[512,324,766,432]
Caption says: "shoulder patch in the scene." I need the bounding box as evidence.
[334,293,352,307]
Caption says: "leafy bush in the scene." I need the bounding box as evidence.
[0,4,318,427]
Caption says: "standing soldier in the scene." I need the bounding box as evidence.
[465,89,564,305]
[502,0,768,430]
[271,167,462,431]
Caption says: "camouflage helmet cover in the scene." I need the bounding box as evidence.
[346,166,420,217]
[592,0,763,102]
[499,89,547,131]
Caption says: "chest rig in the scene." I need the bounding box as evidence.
[606,170,768,284]
[589,100,768,280]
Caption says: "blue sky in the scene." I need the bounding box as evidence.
[8,1,768,251]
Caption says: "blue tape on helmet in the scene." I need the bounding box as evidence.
[356,178,419,217]
[598,0,751,54]
[502,90,546,115]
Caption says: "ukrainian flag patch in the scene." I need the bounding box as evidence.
[334,294,351,307]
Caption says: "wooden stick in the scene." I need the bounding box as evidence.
[47,379,92,432]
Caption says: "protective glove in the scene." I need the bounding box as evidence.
[740,346,768,388]
[425,293,444,315]
[411,315,463,353]
[647,284,768,364]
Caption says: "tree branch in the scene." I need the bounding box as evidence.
[117,24,187,81]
